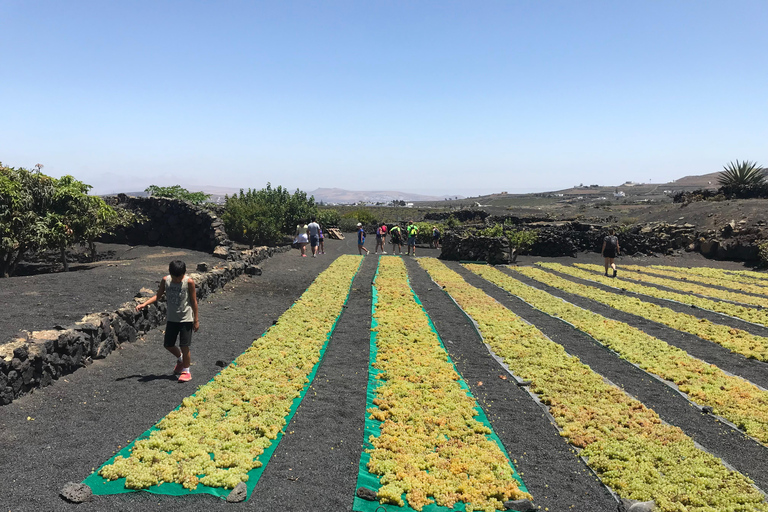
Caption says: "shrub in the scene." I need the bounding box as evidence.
[222,184,317,247]
[145,185,211,205]
[758,240,768,268]
[508,229,538,253]
[341,208,377,226]
[317,208,340,228]
[339,217,360,233]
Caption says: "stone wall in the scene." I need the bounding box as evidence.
[0,246,289,406]
[439,222,698,263]
[101,195,229,253]
[423,209,489,223]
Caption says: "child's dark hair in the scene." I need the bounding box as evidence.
[169,260,186,277]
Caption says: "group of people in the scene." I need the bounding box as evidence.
[294,218,325,257]
[357,221,426,256]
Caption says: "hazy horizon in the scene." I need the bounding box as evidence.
[2,2,765,196]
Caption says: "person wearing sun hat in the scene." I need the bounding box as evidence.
[357,222,369,255]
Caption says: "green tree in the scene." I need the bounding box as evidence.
[48,175,133,269]
[0,164,56,277]
[317,208,340,227]
[0,164,132,276]
[145,185,211,205]
[222,184,317,247]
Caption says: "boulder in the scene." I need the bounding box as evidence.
[226,482,247,503]
[60,482,93,503]
[504,499,536,511]
[356,487,377,501]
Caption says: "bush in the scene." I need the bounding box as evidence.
[222,184,317,247]
[341,208,377,226]
[508,229,538,253]
[145,185,211,205]
[339,217,360,233]
[758,240,768,268]
[317,208,341,228]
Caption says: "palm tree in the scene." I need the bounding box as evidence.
[717,160,766,188]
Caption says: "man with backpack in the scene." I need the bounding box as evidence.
[601,228,620,277]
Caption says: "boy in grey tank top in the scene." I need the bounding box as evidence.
[136,260,199,382]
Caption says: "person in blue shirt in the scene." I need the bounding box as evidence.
[357,222,369,255]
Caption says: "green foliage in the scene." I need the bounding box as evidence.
[338,217,360,233]
[222,184,317,247]
[477,224,504,237]
[317,208,340,227]
[0,164,128,276]
[341,208,377,226]
[758,240,768,269]
[717,160,765,188]
[717,160,767,199]
[507,229,538,253]
[472,223,538,253]
[445,215,460,229]
[145,185,211,205]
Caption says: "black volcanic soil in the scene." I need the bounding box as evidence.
[1,236,767,510]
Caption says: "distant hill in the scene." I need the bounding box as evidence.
[309,187,458,204]
[665,172,721,189]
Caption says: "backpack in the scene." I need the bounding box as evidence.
[605,235,618,250]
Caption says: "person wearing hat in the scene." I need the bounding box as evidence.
[357,222,369,255]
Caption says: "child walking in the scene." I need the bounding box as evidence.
[136,260,199,382]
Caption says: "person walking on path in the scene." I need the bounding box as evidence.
[374,222,388,254]
[601,228,620,277]
[406,221,419,256]
[318,225,325,254]
[136,260,199,382]
[432,225,441,249]
[307,218,321,257]
[357,222,369,255]
[295,224,309,257]
[390,223,403,255]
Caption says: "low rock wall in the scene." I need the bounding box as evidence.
[440,222,698,263]
[0,245,289,406]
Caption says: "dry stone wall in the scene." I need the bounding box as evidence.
[101,195,229,253]
[440,222,698,263]
[0,246,289,406]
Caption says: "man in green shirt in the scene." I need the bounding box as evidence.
[406,221,419,256]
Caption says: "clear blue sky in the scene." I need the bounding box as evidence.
[2,1,766,196]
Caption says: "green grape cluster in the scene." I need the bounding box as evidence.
[99,255,363,490]
[577,262,768,309]
[366,257,531,512]
[554,262,768,326]
[471,263,768,444]
[418,257,768,512]
[515,265,768,361]
[628,264,768,298]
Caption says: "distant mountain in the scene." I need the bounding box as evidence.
[308,188,460,204]
[665,172,721,188]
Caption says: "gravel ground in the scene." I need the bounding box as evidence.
[2,238,767,511]
[454,263,768,493]
[0,244,223,344]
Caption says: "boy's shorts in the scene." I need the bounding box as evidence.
[408,236,416,246]
[164,321,193,347]
[310,235,319,247]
